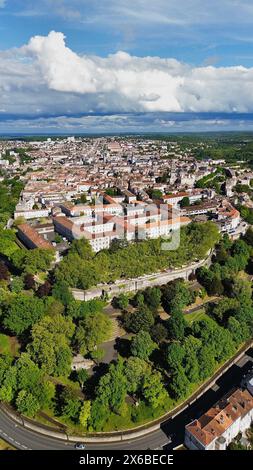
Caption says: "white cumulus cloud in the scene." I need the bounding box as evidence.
[21,31,253,114]
[1,31,253,120]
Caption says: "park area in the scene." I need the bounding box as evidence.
[185,309,208,325]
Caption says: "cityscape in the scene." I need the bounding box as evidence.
[0,0,253,462]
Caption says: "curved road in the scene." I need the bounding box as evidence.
[1,348,253,450]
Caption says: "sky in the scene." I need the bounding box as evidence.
[1,0,253,133]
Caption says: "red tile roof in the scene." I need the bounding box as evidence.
[186,389,253,447]
[18,224,54,250]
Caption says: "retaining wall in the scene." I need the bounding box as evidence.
[72,254,212,301]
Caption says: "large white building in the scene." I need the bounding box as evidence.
[53,202,191,252]
[14,208,50,220]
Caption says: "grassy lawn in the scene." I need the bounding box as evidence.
[35,272,48,284]
[183,294,220,312]
[0,438,15,450]
[0,334,20,357]
[185,309,208,325]
[48,375,81,391]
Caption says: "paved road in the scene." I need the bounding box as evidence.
[0,410,167,451]
[0,348,253,451]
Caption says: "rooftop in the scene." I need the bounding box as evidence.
[18,224,54,250]
[186,389,253,447]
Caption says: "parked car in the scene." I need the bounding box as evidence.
[75,443,86,450]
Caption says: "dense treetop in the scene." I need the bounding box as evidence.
[55,222,219,290]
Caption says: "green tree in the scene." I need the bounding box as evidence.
[77,369,89,389]
[169,366,190,400]
[162,280,193,314]
[132,292,145,308]
[196,267,224,295]
[36,380,56,409]
[70,239,94,260]
[236,306,253,328]
[16,354,43,391]
[151,323,168,344]
[89,399,110,431]
[0,384,14,402]
[60,388,82,422]
[0,230,19,258]
[183,336,201,383]
[130,331,157,361]
[167,310,187,341]
[215,246,229,264]
[227,316,250,346]
[105,188,118,197]
[12,249,54,274]
[193,317,236,362]
[0,362,17,402]
[180,196,190,208]
[75,311,112,355]
[16,390,40,417]
[243,228,253,246]
[13,354,55,409]
[10,276,24,293]
[148,189,163,200]
[52,281,74,306]
[123,306,154,334]
[142,370,168,408]
[198,346,216,381]
[90,348,105,362]
[0,355,13,384]
[3,294,46,335]
[212,298,239,324]
[124,357,151,394]
[44,298,65,317]
[67,299,105,320]
[78,193,88,204]
[143,371,168,409]
[232,239,251,260]
[96,359,127,415]
[143,287,161,311]
[113,294,129,310]
[232,278,252,309]
[166,342,185,372]
[212,328,236,362]
[79,400,91,428]
[29,315,75,376]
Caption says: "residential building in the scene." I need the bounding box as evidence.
[185,389,253,450]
